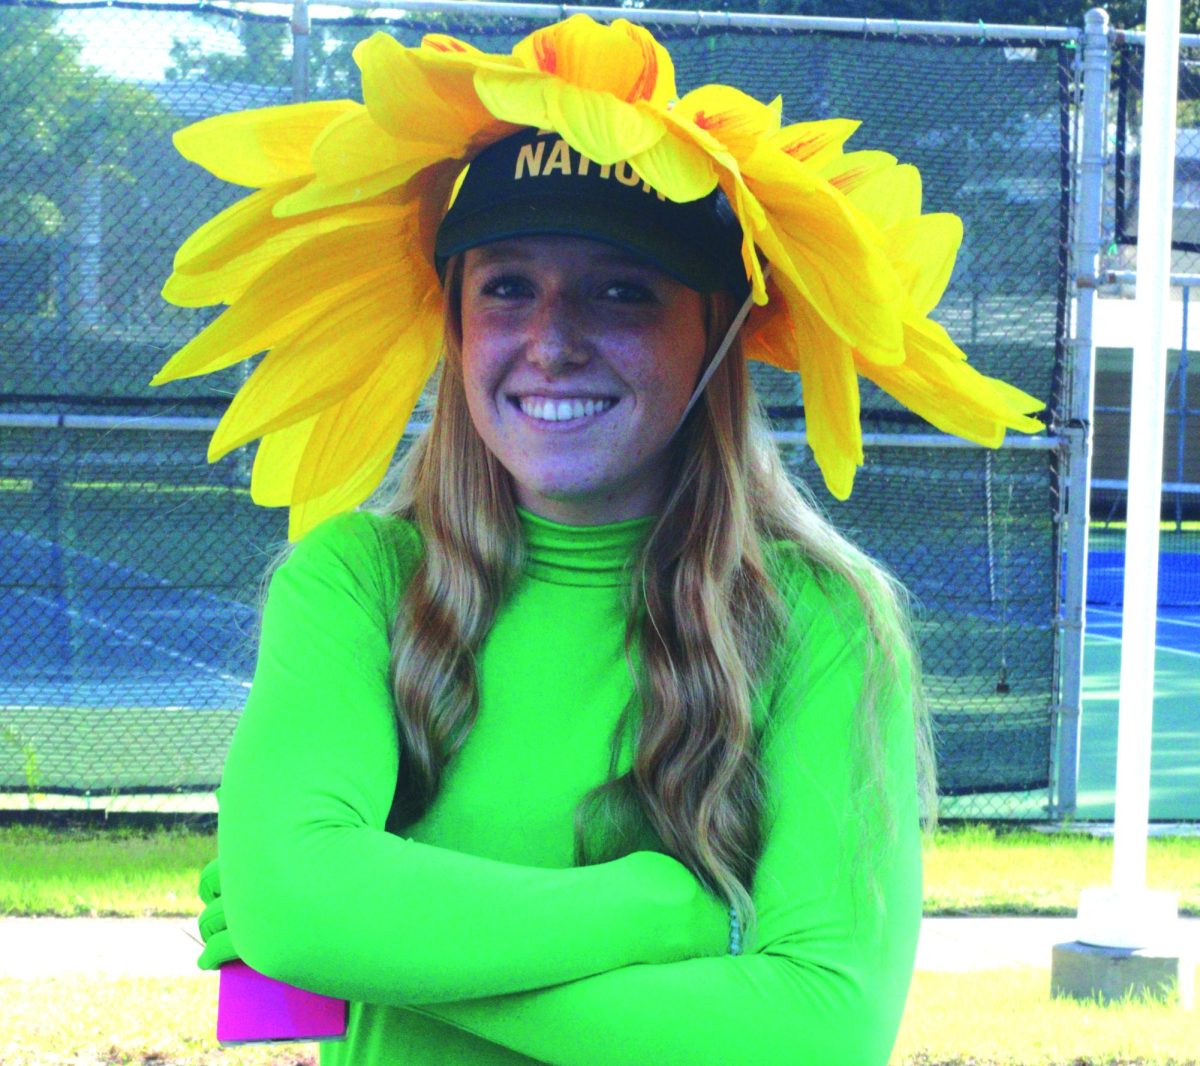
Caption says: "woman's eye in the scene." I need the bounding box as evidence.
[481,275,532,299]
[601,281,656,304]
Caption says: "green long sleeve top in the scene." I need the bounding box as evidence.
[214,504,922,1065]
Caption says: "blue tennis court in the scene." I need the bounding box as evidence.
[1076,597,1200,821]
[2,526,1197,815]
[1086,603,1200,656]
[3,530,254,711]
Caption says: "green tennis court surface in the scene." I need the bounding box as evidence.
[1075,625,1200,820]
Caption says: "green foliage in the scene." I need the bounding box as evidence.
[0,6,175,245]
[166,20,290,87]
[0,724,39,796]
[165,18,363,98]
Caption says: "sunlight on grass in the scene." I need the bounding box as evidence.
[2,827,1199,1064]
[0,824,217,917]
[922,824,1200,915]
[2,969,1198,1066]
[4,822,1198,918]
[0,975,315,1066]
[893,967,1200,1065]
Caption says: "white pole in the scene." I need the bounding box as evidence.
[1056,6,1111,819]
[1075,0,1182,950]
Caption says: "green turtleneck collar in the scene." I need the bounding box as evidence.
[516,505,656,588]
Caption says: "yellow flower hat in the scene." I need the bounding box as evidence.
[151,13,1045,541]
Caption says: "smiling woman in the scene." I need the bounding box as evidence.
[456,233,709,526]
[159,13,1050,1066]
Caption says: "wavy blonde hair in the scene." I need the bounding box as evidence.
[346,253,939,950]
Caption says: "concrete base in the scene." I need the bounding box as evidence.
[1051,940,1195,1008]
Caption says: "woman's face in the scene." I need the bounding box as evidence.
[460,234,708,526]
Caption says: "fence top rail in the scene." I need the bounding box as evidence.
[17,0,1085,42]
[1106,270,1200,287]
[1114,28,1200,49]
[0,413,1064,450]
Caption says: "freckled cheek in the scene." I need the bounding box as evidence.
[462,343,507,410]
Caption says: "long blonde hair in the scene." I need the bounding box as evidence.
[360,254,938,949]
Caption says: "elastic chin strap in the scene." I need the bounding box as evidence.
[669,265,771,443]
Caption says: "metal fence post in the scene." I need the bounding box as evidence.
[292,0,311,103]
[1177,286,1190,529]
[1054,6,1110,819]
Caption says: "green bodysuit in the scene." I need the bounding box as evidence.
[213,505,922,1065]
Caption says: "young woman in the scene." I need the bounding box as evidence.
[162,16,1044,1064]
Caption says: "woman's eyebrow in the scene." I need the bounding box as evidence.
[472,244,531,265]
[471,245,657,271]
[591,249,656,270]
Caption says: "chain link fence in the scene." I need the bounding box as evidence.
[1,0,1079,822]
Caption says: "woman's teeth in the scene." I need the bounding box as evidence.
[517,397,618,422]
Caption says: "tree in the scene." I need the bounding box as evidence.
[0,7,172,239]
[0,4,174,340]
[166,17,363,99]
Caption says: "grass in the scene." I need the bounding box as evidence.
[3,821,1199,918]
[1,969,1197,1066]
[922,823,1200,916]
[0,975,314,1066]
[0,823,215,918]
[2,822,1199,1065]
[892,969,1200,1065]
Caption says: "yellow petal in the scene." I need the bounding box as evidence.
[770,118,861,169]
[910,316,967,361]
[471,71,664,165]
[513,14,676,107]
[725,175,768,304]
[885,214,962,318]
[251,417,315,507]
[273,108,436,217]
[165,203,405,308]
[287,287,444,539]
[626,128,718,203]
[656,110,768,296]
[471,68,553,131]
[206,272,422,462]
[355,32,499,143]
[421,32,522,67]
[859,319,1045,445]
[546,83,666,163]
[309,108,411,188]
[677,84,783,159]
[742,278,796,372]
[845,162,922,231]
[789,292,863,500]
[637,103,740,203]
[421,33,486,56]
[149,220,404,385]
[287,447,394,543]
[820,150,897,196]
[172,101,358,188]
[172,177,308,276]
[745,150,904,363]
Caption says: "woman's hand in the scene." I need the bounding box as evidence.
[196,857,241,971]
[626,850,740,959]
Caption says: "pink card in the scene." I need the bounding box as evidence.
[217,960,348,1046]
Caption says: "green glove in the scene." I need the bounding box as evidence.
[196,857,241,971]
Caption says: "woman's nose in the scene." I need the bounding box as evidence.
[526,296,589,370]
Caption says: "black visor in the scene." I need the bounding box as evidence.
[434,127,750,302]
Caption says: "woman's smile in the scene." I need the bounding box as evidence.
[508,394,623,429]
